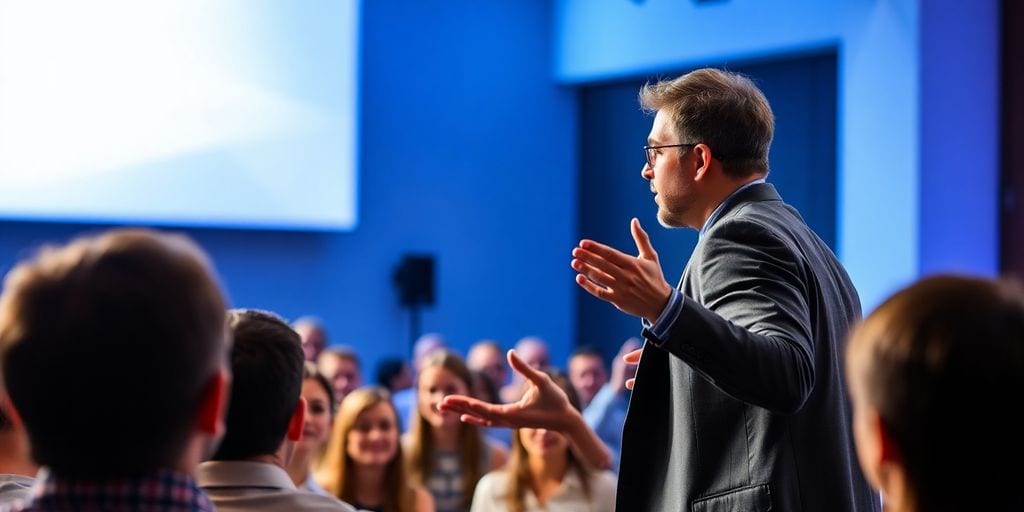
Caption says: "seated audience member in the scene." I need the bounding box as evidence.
[394,333,448,433]
[286,362,336,495]
[0,393,36,508]
[567,339,639,472]
[404,351,507,512]
[317,387,434,512]
[0,229,230,512]
[500,337,550,403]
[471,370,616,512]
[375,357,414,394]
[845,275,1024,512]
[466,340,508,393]
[294,316,329,362]
[198,309,356,512]
[318,345,363,406]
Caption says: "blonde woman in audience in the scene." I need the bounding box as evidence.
[470,370,616,512]
[287,362,335,495]
[317,386,434,512]
[404,351,508,512]
[845,275,1024,512]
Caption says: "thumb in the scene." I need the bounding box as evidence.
[631,218,657,261]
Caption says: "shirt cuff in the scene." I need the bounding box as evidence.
[641,288,683,345]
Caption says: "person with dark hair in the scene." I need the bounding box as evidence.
[286,362,337,495]
[846,275,1024,512]
[443,68,878,511]
[0,228,230,512]
[197,309,356,512]
[471,371,616,512]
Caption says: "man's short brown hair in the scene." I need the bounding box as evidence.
[0,229,228,477]
[640,68,775,178]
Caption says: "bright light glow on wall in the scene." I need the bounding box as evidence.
[0,0,359,230]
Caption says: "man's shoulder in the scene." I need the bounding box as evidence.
[207,486,356,512]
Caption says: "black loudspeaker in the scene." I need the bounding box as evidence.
[393,254,435,307]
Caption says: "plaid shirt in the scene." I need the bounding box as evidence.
[12,469,214,512]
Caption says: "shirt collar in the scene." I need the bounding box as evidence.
[699,178,766,238]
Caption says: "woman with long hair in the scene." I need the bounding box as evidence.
[286,361,335,495]
[404,351,508,512]
[317,386,434,512]
[470,370,615,512]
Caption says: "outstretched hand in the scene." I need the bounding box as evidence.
[440,349,576,431]
[572,218,673,323]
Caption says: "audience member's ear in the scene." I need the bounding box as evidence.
[196,369,229,436]
[1,392,25,428]
[860,407,903,492]
[286,397,306,442]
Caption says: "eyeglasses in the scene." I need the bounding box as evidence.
[643,143,696,169]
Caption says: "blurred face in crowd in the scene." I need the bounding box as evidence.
[467,343,507,388]
[568,354,608,407]
[295,324,327,362]
[417,366,468,428]
[346,402,399,467]
[299,378,332,452]
[516,339,550,370]
[320,355,362,402]
[519,426,570,461]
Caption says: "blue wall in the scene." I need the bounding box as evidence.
[0,0,578,375]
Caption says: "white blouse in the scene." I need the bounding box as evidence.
[470,469,616,512]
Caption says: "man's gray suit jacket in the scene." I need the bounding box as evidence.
[616,183,880,512]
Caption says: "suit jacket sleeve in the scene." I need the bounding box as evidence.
[651,217,815,413]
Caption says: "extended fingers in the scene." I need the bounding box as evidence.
[630,218,658,261]
[571,255,617,289]
[622,347,643,364]
[576,239,636,269]
[507,350,548,387]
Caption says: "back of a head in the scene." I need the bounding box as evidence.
[213,309,305,461]
[0,229,228,477]
[849,274,1024,511]
[639,68,775,178]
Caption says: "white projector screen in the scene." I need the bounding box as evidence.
[0,1,359,230]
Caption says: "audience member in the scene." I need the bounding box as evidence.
[403,351,507,512]
[845,275,1024,512]
[375,357,414,393]
[198,309,355,512]
[0,229,229,512]
[317,387,434,512]
[286,362,336,496]
[394,333,449,433]
[0,393,36,509]
[568,338,639,472]
[500,337,550,403]
[294,316,329,362]
[318,346,363,406]
[471,370,616,512]
[466,340,507,392]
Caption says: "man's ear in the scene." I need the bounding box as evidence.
[286,397,306,442]
[0,392,25,428]
[196,369,229,436]
[692,143,714,181]
[860,407,903,490]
